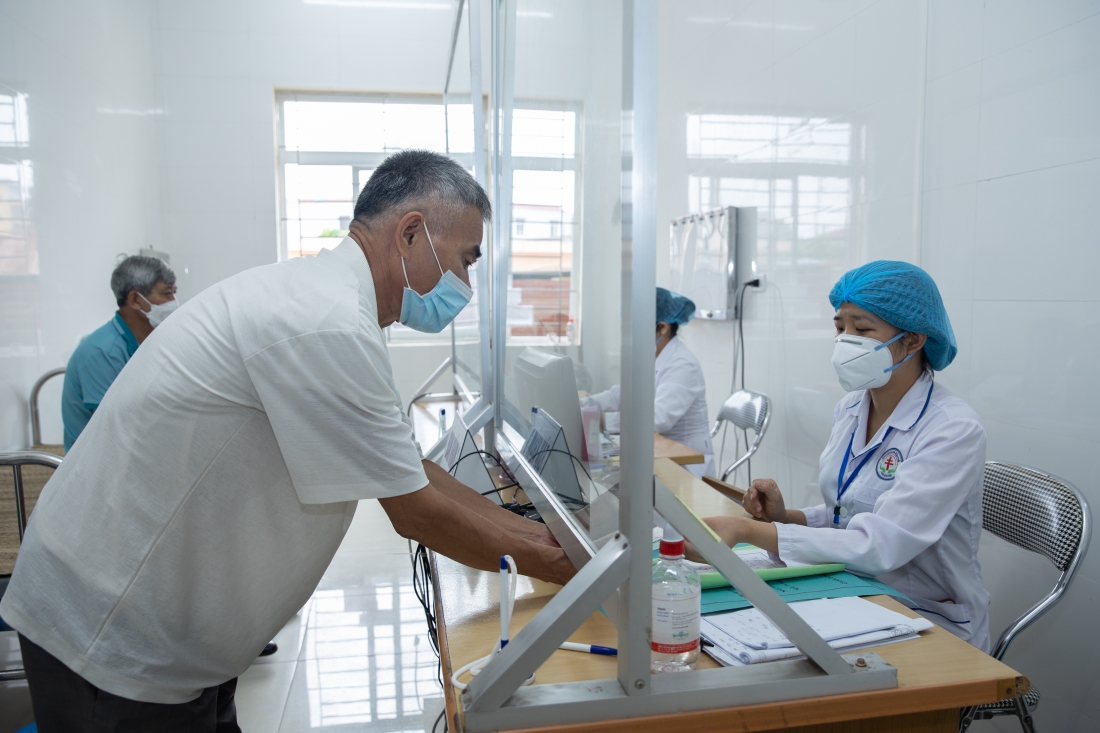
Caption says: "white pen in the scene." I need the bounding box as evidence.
[559,641,617,656]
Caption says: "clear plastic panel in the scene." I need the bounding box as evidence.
[499,0,624,547]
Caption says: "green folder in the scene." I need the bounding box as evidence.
[655,542,845,589]
[697,544,845,589]
[701,571,911,615]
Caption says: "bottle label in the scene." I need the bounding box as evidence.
[651,595,700,654]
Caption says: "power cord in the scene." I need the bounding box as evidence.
[411,542,442,687]
[450,449,521,502]
[528,447,593,482]
[727,278,760,484]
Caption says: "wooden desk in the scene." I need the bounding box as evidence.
[653,433,704,465]
[434,460,1025,732]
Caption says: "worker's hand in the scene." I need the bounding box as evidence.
[742,479,787,523]
[684,514,781,561]
[684,516,745,562]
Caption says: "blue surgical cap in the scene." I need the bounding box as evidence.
[656,287,695,325]
[829,261,957,370]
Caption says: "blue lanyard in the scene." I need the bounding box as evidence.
[833,380,935,527]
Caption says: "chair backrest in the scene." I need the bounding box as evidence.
[982,462,1089,573]
[982,461,1092,660]
[714,389,770,434]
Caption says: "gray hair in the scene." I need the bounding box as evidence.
[353,149,492,225]
[111,255,176,307]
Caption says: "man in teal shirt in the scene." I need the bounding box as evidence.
[61,255,178,451]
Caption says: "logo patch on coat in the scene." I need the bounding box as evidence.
[876,448,902,480]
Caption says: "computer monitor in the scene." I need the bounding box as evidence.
[512,347,584,461]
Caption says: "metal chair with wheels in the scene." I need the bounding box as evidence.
[0,451,64,682]
[959,462,1092,733]
[710,389,771,482]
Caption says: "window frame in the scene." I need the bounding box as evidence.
[273,90,584,346]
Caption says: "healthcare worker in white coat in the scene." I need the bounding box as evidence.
[585,288,715,478]
[695,261,991,651]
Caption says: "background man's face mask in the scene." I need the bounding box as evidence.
[831,330,914,392]
[139,293,179,328]
[398,221,473,333]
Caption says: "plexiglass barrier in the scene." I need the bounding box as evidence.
[490,0,625,553]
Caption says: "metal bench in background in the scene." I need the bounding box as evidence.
[0,451,63,681]
[29,367,66,456]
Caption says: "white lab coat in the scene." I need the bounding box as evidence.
[774,371,991,651]
[588,335,715,478]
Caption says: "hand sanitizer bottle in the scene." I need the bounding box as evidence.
[651,529,701,673]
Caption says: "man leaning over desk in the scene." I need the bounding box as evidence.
[1,149,574,732]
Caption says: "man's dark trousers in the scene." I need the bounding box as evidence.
[18,634,241,733]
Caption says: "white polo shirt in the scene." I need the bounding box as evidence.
[0,238,427,703]
[775,371,991,651]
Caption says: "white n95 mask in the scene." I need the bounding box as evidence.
[139,293,180,328]
[831,331,913,392]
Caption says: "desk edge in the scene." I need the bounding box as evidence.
[432,549,465,733]
[477,674,1028,733]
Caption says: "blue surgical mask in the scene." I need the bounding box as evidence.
[399,221,473,333]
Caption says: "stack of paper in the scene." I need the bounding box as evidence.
[701,597,933,666]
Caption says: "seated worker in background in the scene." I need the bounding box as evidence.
[585,287,715,478]
[694,262,990,651]
[61,255,178,451]
[2,150,572,733]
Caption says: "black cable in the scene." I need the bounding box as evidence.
[452,449,519,483]
[432,708,446,733]
[449,449,520,501]
[738,282,749,391]
[528,447,593,481]
[736,280,758,484]
[410,543,442,687]
[448,449,507,477]
[480,483,519,496]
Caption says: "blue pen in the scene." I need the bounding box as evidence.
[499,556,510,650]
[559,642,617,656]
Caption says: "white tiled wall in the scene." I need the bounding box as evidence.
[149,0,464,300]
[0,0,162,450]
[659,1,1100,730]
[3,0,1098,727]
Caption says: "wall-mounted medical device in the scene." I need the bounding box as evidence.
[669,206,758,320]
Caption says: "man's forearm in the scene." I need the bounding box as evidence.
[380,483,573,585]
[422,459,554,543]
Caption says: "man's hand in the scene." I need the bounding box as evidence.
[379,479,576,586]
[742,479,788,523]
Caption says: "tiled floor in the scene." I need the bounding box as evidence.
[0,503,442,733]
[234,501,444,733]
